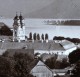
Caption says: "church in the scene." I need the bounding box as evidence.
[13,13,26,42]
[0,13,77,57]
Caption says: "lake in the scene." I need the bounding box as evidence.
[0,18,80,40]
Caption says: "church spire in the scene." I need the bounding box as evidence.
[16,12,18,16]
[14,12,19,20]
[19,12,24,20]
[19,12,24,28]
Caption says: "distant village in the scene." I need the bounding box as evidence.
[0,14,80,77]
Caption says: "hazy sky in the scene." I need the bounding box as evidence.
[0,0,80,19]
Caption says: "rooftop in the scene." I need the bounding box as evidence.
[59,40,76,50]
[0,40,65,51]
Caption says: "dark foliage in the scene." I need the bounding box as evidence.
[62,20,80,25]
[0,51,34,77]
[45,56,57,69]
[37,34,40,40]
[49,20,80,25]
[45,33,48,40]
[33,33,37,40]
[2,51,9,57]
[53,36,65,40]
[60,58,70,69]
[68,49,80,64]
[0,56,13,77]
[29,32,32,40]
[45,55,69,69]
[0,24,13,36]
[71,60,80,77]
[53,36,80,43]
[41,34,44,40]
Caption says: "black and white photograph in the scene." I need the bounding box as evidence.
[0,0,80,77]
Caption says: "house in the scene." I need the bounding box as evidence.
[30,60,69,77]
[30,60,53,77]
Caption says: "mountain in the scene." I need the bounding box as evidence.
[26,0,80,19]
[0,0,80,19]
[0,0,54,18]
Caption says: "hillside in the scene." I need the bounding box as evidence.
[0,0,80,19]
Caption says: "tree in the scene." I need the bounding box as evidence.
[13,52,34,77]
[0,24,13,36]
[0,51,35,77]
[29,32,32,40]
[37,34,40,40]
[2,51,9,57]
[45,55,58,69]
[71,60,80,77]
[54,60,62,69]
[45,55,69,69]
[68,49,80,64]
[41,34,44,40]
[45,33,48,40]
[60,58,70,69]
[33,33,37,40]
[0,56,13,77]
[53,36,65,40]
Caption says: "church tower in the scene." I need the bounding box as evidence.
[13,12,25,42]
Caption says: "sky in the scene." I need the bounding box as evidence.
[0,0,80,19]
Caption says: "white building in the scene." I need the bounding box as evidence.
[13,13,25,42]
[26,40,65,55]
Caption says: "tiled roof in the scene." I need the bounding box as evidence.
[0,41,65,51]
[27,41,65,51]
[0,42,26,49]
